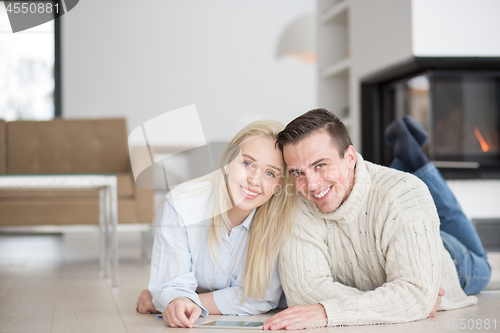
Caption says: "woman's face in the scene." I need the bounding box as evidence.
[226,135,285,213]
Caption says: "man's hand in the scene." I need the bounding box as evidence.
[427,287,445,318]
[136,289,159,314]
[163,297,202,328]
[263,304,327,330]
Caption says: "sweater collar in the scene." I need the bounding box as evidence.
[306,153,370,224]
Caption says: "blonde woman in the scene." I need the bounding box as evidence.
[135,120,297,328]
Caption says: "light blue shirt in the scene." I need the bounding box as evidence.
[148,180,283,317]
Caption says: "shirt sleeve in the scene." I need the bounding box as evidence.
[148,200,208,317]
[212,261,283,315]
[279,182,442,325]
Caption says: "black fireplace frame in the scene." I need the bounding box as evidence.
[361,56,500,179]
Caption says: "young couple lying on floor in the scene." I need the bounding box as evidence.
[135,109,491,330]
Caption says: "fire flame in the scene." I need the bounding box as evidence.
[474,127,489,152]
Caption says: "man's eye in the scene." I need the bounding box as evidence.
[315,163,325,169]
[293,172,303,178]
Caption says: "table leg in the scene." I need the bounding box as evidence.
[104,185,111,279]
[110,180,119,287]
[99,188,106,275]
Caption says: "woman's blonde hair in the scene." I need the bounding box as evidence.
[209,119,297,302]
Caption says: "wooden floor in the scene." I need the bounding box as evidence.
[0,231,499,333]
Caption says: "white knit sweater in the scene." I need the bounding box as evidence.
[279,154,477,325]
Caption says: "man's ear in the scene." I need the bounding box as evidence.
[344,145,357,169]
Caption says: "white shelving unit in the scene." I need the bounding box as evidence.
[317,0,355,143]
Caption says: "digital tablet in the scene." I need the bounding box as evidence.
[194,320,264,329]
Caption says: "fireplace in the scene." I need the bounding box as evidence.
[361,57,500,179]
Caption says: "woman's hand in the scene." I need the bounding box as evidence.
[136,289,159,314]
[163,297,202,328]
[427,287,446,318]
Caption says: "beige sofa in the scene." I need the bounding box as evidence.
[0,118,153,226]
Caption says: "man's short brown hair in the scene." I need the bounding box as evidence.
[276,108,352,157]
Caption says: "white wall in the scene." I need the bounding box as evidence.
[352,0,500,78]
[412,0,500,57]
[351,0,413,79]
[350,0,413,152]
[448,180,500,219]
[61,0,316,143]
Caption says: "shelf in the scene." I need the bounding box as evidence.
[320,58,351,79]
[320,0,349,24]
[317,0,349,69]
[318,69,349,119]
[317,0,359,149]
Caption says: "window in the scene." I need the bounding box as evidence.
[0,1,60,120]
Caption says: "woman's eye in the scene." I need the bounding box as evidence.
[243,161,252,167]
[265,171,276,177]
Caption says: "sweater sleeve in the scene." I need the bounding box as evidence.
[279,180,442,325]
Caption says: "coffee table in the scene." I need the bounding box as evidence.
[0,174,119,286]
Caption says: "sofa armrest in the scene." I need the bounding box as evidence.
[0,119,5,174]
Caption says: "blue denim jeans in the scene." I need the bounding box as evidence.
[390,160,491,295]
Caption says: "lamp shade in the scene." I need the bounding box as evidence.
[276,12,316,63]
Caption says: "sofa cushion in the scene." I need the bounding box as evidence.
[7,118,130,174]
[0,199,137,226]
[0,119,5,174]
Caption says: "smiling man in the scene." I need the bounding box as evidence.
[263,109,485,330]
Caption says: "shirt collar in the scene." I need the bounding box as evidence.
[241,208,257,230]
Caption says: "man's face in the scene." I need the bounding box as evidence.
[283,130,356,213]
